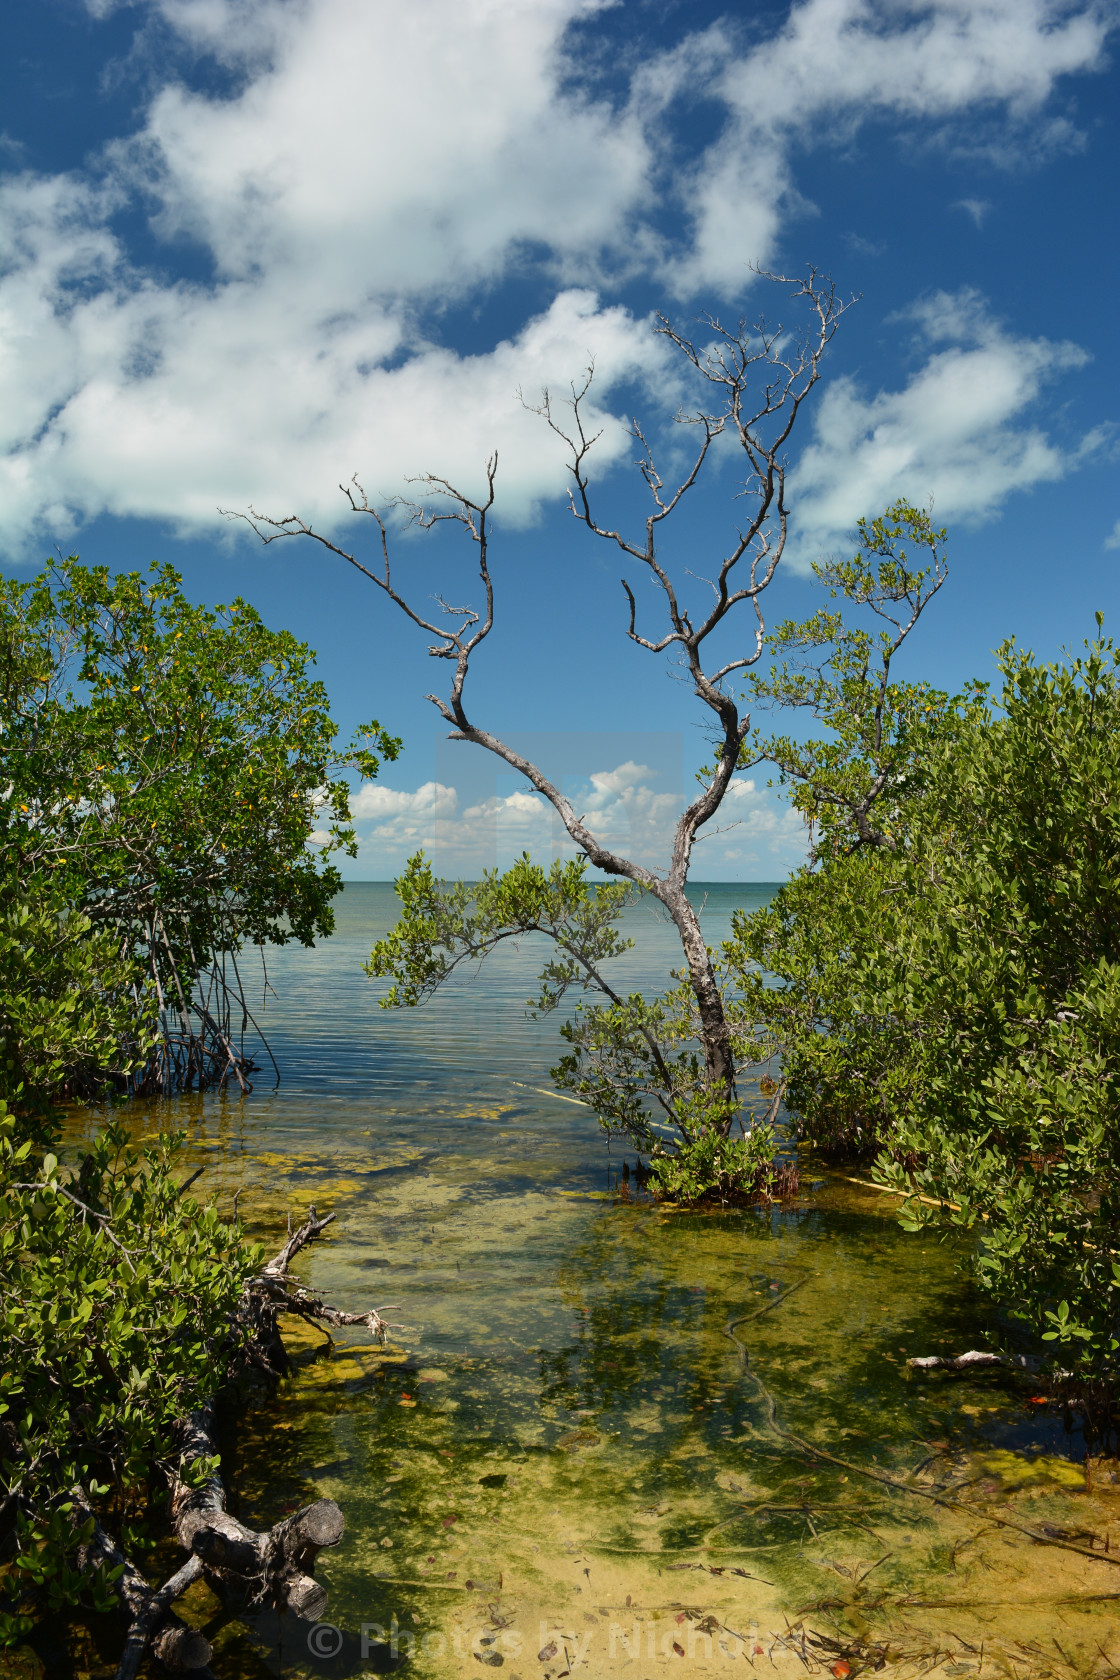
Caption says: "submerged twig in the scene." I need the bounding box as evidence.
[722,1284,1120,1571]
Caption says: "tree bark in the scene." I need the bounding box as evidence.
[78,1207,392,1680]
[658,884,737,1109]
[73,1491,210,1674]
[169,1402,345,1622]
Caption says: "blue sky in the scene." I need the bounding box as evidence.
[3,0,1118,880]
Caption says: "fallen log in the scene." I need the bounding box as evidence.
[85,1204,401,1680]
[169,1402,344,1621]
[73,1490,209,1675]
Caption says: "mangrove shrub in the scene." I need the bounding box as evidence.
[728,553,1120,1382]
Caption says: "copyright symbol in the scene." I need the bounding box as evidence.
[307,1622,343,1660]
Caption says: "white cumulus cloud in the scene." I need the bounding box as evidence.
[587,761,656,799]
[0,0,1111,551]
[350,780,459,822]
[349,761,809,878]
[658,0,1114,292]
[786,289,1098,568]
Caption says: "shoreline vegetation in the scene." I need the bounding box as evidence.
[0,560,400,1662]
[3,296,1118,1665]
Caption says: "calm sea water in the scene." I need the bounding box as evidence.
[245,881,780,1110]
[77,883,1120,1679]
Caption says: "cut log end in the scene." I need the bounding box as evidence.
[285,1573,330,1621]
[292,1498,345,1551]
[94,1210,366,1676]
[151,1624,213,1671]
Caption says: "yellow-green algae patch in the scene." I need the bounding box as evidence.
[161,1141,1120,1679]
[55,1087,1120,1679]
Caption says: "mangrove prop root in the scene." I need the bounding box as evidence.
[723,1281,1120,1573]
[83,1205,397,1680]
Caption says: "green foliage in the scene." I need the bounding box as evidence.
[0,560,400,1638]
[0,892,150,1138]
[367,850,634,1009]
[643,1118,780,1205]
[871,632,1120,1376]
[0,556,399,1098]
[553,968,780,1182]
[0,1102,260,1639]
[370,852,783,1201]
[727,520,1120,1381]
[729,847,924,1160]
[741,500,963,859]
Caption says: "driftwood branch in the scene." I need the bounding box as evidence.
[73,1489,210,1674]
[906,1349,1004,1372]
[82,1206,397,1678]
[240,1204,403,1374]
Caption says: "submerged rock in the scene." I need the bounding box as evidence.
[556,1427,601,1451]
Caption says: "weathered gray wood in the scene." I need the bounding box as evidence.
[907,1349,1003,1371]
[280,1497,346,1554]
[76,1206,385,1677]
[284,1574,329,1620]
[73,1489,211,1677]
[171,1404,345,1617]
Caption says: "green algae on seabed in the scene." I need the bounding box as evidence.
[111,1128,1120,1680]
[53,881,1120,1679]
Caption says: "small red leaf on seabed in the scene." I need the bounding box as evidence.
[831,1664,851,1678]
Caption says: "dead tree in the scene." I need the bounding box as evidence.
[229,270,848,1138]
[80,1209,399,1680]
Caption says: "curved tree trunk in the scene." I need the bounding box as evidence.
[657,883,738,1125]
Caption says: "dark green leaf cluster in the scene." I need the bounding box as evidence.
[639,1120,784,1205]
[0,557,399,1098]
[0,1103,261,1641]
[728,566,1120,1381]
[0,898,150,1139]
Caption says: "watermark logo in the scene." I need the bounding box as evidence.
[306,1621,344,1660]
[349,1615,762,1666]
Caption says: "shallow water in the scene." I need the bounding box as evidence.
[71,886,1120,1678]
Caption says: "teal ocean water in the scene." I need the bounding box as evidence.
[248,881,780,1110]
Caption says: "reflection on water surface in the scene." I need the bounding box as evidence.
[72,887,1120,1678]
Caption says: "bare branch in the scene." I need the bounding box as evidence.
[236,271,851,1129]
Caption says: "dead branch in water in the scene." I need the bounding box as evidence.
[87,1206,402,1679]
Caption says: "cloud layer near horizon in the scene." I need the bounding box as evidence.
[343,761,808,878]
[0,0,1112,556]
